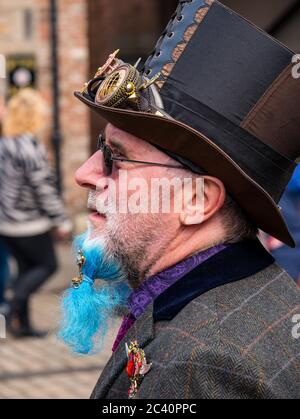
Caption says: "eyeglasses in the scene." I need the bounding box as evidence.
[97,134,182,176]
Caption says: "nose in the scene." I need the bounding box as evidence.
[75,151,104,189]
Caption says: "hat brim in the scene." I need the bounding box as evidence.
[75,91,295,248]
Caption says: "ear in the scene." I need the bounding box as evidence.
[179,176,226,226]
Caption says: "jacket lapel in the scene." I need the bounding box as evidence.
[91,304,155,399]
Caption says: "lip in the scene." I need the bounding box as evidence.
[88,211,106,223]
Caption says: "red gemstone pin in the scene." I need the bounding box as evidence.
[125,340,152,399]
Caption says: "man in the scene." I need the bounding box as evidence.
[60,0,300,398]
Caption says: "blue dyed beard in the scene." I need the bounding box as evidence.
[58,232,130,355]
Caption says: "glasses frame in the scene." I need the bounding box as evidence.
[97,134,182,176]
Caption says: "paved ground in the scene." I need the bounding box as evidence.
[0,243,121,399]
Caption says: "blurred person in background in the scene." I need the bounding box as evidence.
[0,88,72,338]
[0,239,9,309]
[266,165,300,287]
[0,93,10,311]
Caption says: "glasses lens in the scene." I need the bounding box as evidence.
[103,144,113,175]
[97,134,112,175]
[97,134,105,151]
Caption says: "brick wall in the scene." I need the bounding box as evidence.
[55,0,90,215]
[36,0,91,216]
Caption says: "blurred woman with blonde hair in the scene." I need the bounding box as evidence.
[2,88,47,138]
[0,88,72,338]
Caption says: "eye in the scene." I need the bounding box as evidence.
[111,147,126,159]
[113,151,125,159]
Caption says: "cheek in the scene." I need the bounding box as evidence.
[107,213,131,234]
[106,213,142,247]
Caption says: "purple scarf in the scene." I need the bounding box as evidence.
[112,244,227,352]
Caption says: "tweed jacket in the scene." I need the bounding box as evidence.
[91,240,300,399]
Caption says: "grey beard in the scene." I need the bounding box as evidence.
[104,214,166,289]
[104,234,148,289]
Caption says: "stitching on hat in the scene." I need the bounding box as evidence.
[156,0,214,90]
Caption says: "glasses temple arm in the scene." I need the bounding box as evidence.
[111,157,182,169]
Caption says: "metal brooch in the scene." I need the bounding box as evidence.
[126,340,152,399]
[72,250,86,289]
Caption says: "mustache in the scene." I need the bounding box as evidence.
[88,190,116,216]
[87,190,99,211]
[88,190,105,213]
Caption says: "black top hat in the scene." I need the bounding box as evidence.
[75,0,300,247]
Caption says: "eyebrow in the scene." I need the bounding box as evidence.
[104,128,130,157]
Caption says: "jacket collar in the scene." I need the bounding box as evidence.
[153,239,275,321]
[127,243,227,320]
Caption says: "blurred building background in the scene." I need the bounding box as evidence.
[0,0,299,223]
